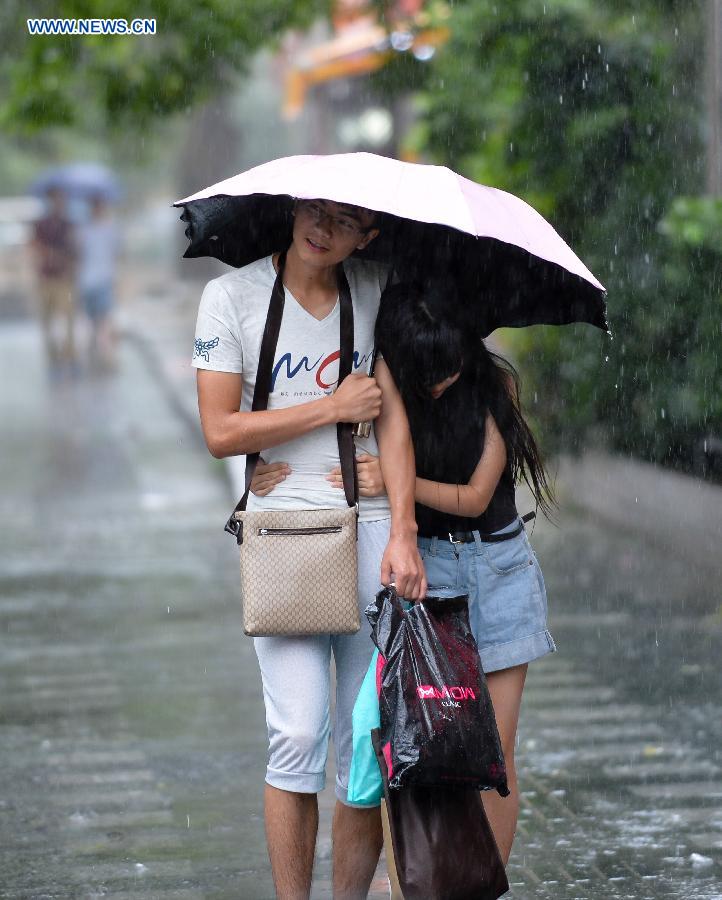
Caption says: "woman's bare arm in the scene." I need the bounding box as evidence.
[330,413,507,518]
[414,413,507,517]
[373,359,426,599]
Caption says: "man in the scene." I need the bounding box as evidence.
[30,188,77,372]
[192,197,426,899]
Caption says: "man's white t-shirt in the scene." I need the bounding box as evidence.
[192,254,391,522]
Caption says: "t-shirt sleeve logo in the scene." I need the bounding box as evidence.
[193,336,220,362]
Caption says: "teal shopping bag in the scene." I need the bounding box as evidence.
[347,648,384,804]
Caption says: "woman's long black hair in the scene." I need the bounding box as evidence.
[376,281,555,519]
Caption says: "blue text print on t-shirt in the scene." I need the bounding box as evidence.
[271,348,374,392]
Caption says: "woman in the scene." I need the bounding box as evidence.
[251,279,556,864]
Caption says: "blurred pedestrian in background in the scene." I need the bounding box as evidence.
[76,194,119,372]
[29,188,78,375]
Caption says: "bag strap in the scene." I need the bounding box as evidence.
[225,251,358,539]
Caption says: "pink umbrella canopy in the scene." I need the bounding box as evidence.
[175,152,607,334]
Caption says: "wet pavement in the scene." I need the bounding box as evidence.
[2,311,721,899]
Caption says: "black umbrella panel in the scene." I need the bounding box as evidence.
[176,193,608,337]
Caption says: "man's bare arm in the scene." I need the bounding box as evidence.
[196,369,382,458]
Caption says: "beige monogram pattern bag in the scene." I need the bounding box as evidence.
[224,253,361,637]
[233,506,359,636]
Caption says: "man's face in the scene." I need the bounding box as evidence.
[291,199,379,267]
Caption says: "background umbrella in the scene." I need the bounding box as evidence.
[30,162,123,202]
[174,152,607,335]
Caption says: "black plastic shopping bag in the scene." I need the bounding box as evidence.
[365,587,509,794]
[372,729,509,900]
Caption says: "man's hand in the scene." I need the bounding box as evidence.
[329,374,382,423]
[380,533,427,601]
[250,458,290,496]
[327,453,386,497]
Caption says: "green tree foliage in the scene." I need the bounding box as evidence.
[0,0,328,133]
[655,198,722,459]
[406,0,717,466]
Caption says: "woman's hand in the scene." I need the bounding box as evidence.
[326,453,386,497]
[250,458,290,496]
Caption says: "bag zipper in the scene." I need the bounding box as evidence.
[258,525,343,536]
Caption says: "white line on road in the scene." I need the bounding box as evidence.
[45,749,146,766]
[49,769,155,786]
[68,810,174,828]
[51,789,169,808]
[629,781,722,800]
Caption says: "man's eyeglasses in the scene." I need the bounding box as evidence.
[296,200,372,238]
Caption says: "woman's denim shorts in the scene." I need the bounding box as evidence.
[417,517,556,673]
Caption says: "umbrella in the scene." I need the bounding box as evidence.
[174,152,607,335]
[31,163,122,202]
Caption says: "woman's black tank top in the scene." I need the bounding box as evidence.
[408,366,518,539]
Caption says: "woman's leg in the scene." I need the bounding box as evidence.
[482,663,528,864]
